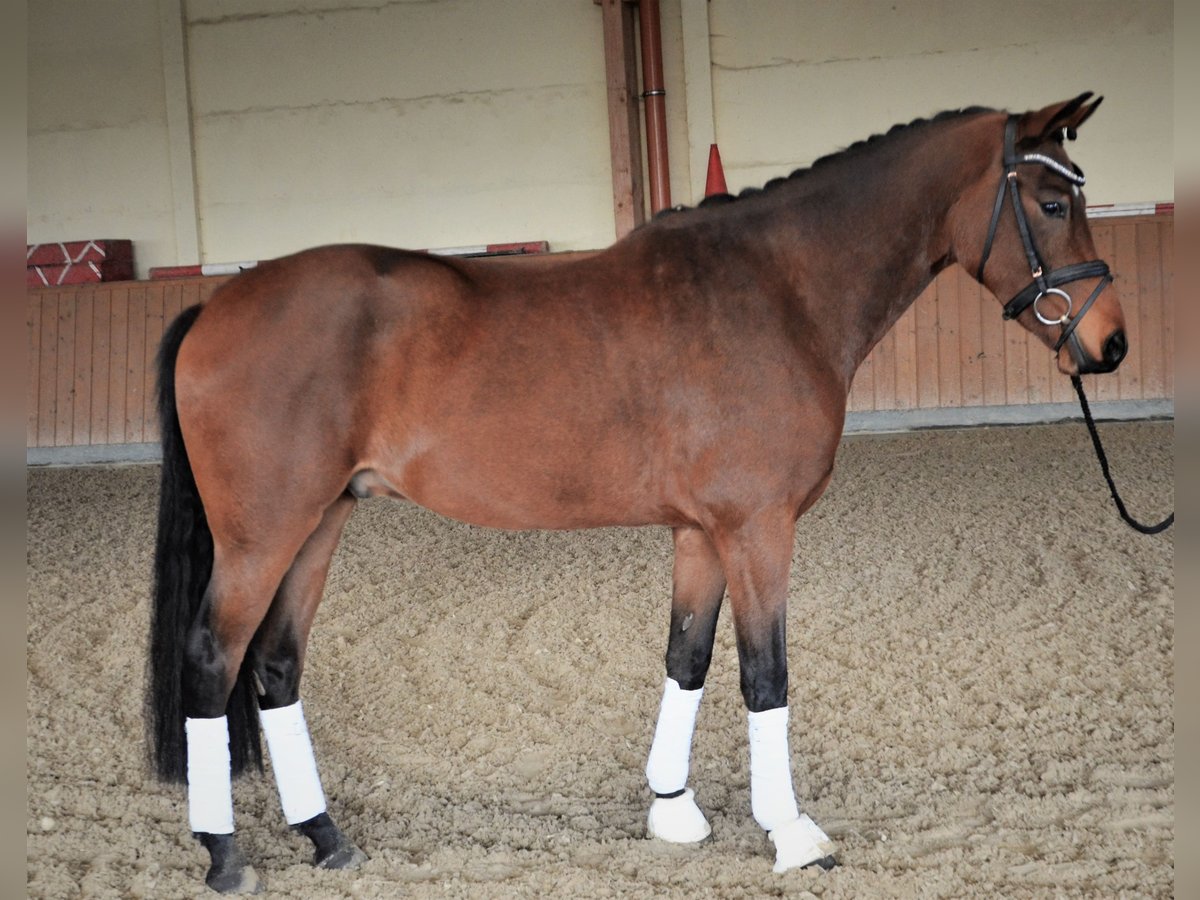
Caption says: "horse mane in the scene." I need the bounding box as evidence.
[653,105,996,220]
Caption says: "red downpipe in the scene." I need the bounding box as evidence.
[637,0,671,214]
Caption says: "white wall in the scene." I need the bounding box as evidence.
[28,1,179,275]
[707,0,1174,203]
[186,0,616,263]
[27,1,1174,278]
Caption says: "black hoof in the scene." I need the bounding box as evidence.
[197,833,262,894]
[805,854,838,871]
[295,812,368,870]
[315,841,369,870]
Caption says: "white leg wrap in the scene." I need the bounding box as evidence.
[185,716,234,834]
[748,706,799,831]
[260,700,327,825]
[645,678,703,795]
[747,706,835,871]
[645,678,711,843]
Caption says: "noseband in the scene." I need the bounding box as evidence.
[976,116,1113,360]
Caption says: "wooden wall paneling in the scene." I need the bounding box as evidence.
[54,293,76,446]
[935,272,962,407]
[37,294,59,446]
[143,284,166,444]
[957,268,984,407]
[892,303,918,409]
[21,220,1171,452]
[182,280,202,312]
[90,289,112,444]
[980,283,1007,406]
[72,290,94,445]
[1026,320,1054,404]
[1135,221,1165,399]
[162,281,183,333]
[27,294,41,445]
[125,285,148,442]
[873,325,898,411]
[915,290,939,407]
[107,286,129,445]
[1003,308,1028,406]
[1160,219,1174,397]
[848,350,875,412]
[1107,223,1139,402]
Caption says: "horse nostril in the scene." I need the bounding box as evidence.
[1103,330,1128,366]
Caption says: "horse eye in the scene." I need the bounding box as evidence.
[1041,201,1066,219]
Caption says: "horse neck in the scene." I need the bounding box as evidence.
[755,116,995,382]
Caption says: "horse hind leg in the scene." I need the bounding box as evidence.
[645,526,726,843]
[182,528,317,894]
[183,491,355,892]
[248,494,367,870]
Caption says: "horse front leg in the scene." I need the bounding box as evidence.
[712,508,837,873]
[645,526,726,842]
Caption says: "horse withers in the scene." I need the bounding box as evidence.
[147,94,1125,892]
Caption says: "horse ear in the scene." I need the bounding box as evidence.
[1019,92,1103,143]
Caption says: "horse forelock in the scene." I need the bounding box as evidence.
[652,105,997,222]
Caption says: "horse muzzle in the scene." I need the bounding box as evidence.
[1069,327,1128,375]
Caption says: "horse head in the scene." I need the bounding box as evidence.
[958,93,1127,376]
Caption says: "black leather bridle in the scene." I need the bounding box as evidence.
[976,116,1113,366]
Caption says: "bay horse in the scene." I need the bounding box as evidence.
[148,93,1127,893]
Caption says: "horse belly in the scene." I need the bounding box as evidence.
[365,417,672,531]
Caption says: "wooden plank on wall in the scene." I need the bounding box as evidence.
[125,285,148,443]
[1108,223,1139,402]
[980,283,1007,406]
[1160,219,1174,397]
[957,268,984,406]
[873,328,897,411]
[1135,222,1165,399]
[893,304,918,409]
[107,286,129,445]
[848,351,874,412]
[72,291,94,445]
[37,294,58,446]
[142,284,165,444]
[27,295,41,446]
[915,291,939,407]
[54,294,76,446]
[90,289,111,444]
[936,272,962,407]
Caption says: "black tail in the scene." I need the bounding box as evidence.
[147,305,263,782]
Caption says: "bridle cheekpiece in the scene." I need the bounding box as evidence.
[976,115,1113,359]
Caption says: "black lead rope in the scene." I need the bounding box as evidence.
[1070,375,1174,535]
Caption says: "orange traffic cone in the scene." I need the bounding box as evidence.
[704,144,728,197]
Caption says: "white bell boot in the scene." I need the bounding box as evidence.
[646,788,712,843]
[768,813,836,872]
